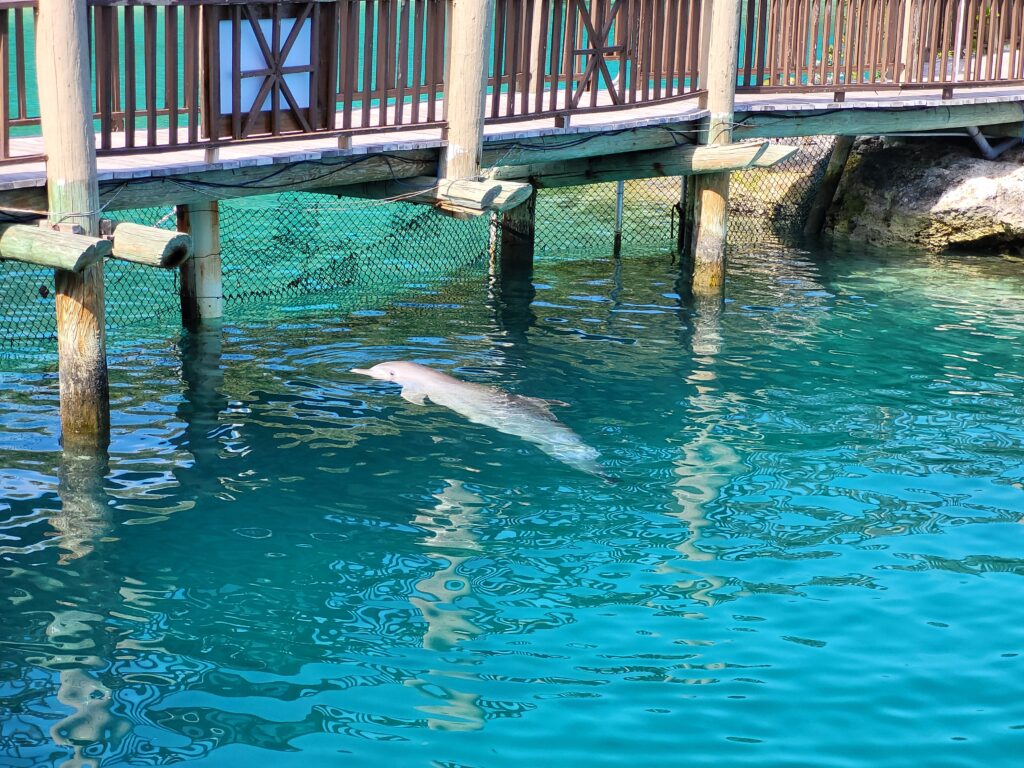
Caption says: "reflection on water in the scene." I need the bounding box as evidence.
[667,292,736,607]
[3,243,1024,766]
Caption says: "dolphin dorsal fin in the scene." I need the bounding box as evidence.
[526,396,569,408]
[401,387,429,406]
[515,395,570,415]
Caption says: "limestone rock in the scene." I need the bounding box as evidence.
[827,137,1024,253]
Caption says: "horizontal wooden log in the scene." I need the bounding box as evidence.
[734,101,1024,140]
[323,176,534,215]
[0,224,111,272]
[0,102,1019,215]
[481,102,1024,168]
[482,124,698,168]
[107,221,192,269]
[753,144,800,167]
[435,178,534,213]
[0,150,439,213]
[981,121,1024,138]
[491,141,798,188]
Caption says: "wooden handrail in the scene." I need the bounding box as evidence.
[2,0,1022,165]
[736,0,1024,95]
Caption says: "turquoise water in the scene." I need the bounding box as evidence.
[3,242,1024,765]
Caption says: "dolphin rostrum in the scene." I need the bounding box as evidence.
[351,361,614,481]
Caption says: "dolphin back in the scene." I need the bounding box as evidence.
[365,361,613,481]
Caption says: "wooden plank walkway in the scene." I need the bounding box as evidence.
[0,84,1021,206]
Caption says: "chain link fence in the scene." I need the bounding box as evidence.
[0,196,491,353]
[532,136,837,257]
[729,136,837,244]
[0,137,834,354]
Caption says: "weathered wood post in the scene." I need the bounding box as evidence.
[443,1,536,266]
[441,0,495,183]
[37,0,109,450]
[803,135,855,237]
[899,1,921,82]
[677,175,696,257]
[177,203,224,328]
[498,190,537,272]
[689,0,742,295]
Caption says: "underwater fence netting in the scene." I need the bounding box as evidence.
[0,138,833,354]
[529,136,836,258]
[0,195,491,352]
[216,194,490,304]
[728,136,837,244]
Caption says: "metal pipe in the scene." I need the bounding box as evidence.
[966,125,1022,160]
[613,179,624,255]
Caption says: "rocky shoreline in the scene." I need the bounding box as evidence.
[826,137,1024,255]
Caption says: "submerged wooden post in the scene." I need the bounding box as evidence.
[37,0,109,450]
[177,202,223,328]
[499,190,537,272]
[442,0,536,269]
[677,175,696,257]
[689,0,742,295]
[803,136,855,237]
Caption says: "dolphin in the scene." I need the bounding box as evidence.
[351,361,614,482]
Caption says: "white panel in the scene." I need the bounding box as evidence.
[219,18,312,116]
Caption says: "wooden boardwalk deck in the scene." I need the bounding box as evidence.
[0,84,1021,211]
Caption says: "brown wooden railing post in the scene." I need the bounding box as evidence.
[900,0,921,83]
[0,8,9,161]
[37,0,110,451]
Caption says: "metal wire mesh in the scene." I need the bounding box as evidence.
[0,138,834,354]
[0,194,490,353]
[0,208,179,349]
[531,136,837,257]
[0,262,57,347]
[534,177,683,259]
[728,136,837,243]
[218,194,490,304]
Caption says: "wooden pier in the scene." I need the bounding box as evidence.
[2,0,1024,446]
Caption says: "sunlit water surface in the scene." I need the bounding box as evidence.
[2,243,1024,766]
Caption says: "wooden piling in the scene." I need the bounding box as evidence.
[177,202,223,328]
[803,136,855,237]
[37,0,109,450]
[441,0,535,271]
[689,0,742,295]
[440,0,496,182]
[677,175,697,258]
[498,191,537,274]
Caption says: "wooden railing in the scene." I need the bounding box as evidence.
[0,1,39,161]
[2,1,1023,165]
[336,0,448,130]
[487,0,705,123]
[91,1,202,151]
[0,0,454,163]
[737,0,1024,93]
